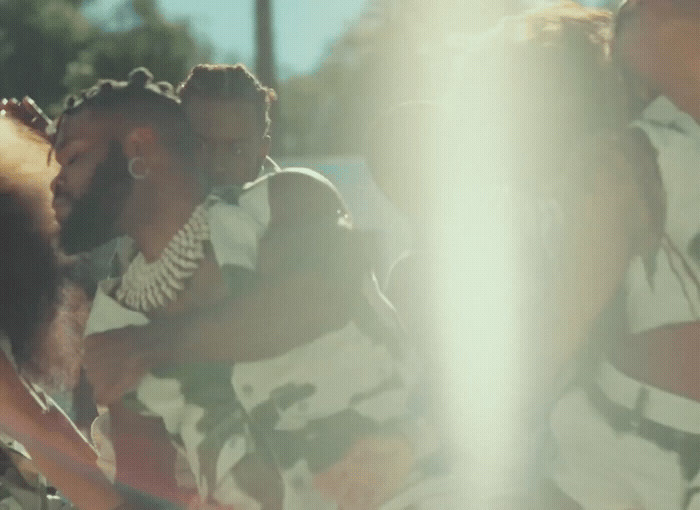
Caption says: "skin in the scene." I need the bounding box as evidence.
[0,353,127,510]
[614,0,700,121]
[53,109,206,263]
[185,97,270,187]
[51,117,109,226]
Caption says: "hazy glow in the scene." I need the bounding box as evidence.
[428,23,524,501]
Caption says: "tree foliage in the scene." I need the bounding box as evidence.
[277,0,486,156]
[0,0,211,116]
[277,0,611,156]
[0,0,91,113]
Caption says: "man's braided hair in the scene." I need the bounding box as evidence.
[177,64,277,136]
[54,67,196,159]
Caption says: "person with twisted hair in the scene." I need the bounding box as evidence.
[51,66,447,510]
[178,63,279,187]
[68,64,278,300]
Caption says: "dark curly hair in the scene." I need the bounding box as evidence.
[177,64,277,136]
[0,114,64,366]
[0,191,59,366]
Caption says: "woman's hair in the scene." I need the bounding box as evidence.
[462,1,629,189]
[0,115,84,390]
[0,117,58,238]
[0,116,59,360]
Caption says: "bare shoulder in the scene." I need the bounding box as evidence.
[264,168,349,225]
[617,127,665,234]
[601,128,664,255]
[560,129,664,259]
[574,130,657,187]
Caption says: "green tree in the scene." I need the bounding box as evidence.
[0,0,92,113]
[64,0,211,103]
[0,0,211,116]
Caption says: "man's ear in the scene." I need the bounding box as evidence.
[122,126,157,160]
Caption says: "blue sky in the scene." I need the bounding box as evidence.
[84,0,369,77]
[84,1,608,78]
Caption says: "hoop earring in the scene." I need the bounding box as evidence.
[128,157,150,180]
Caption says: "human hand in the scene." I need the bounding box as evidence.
[83,327,152,405]
[313,435,415,510]
[0,97,52,141]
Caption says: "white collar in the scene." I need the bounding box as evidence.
[642,95,700,140]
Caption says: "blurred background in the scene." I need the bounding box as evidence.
[0,0,616,155]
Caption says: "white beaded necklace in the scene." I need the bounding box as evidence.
[115,203,210,312]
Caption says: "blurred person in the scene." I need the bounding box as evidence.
[0,100,136,510]
[54,68,449,510]
[482,1,644,408]
[178,63,278,187]
[433,1,660,506]
[65,63,278,442]
[543,1,700,509]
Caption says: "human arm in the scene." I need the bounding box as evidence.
[0,352,132,510]
[83,169,365,403]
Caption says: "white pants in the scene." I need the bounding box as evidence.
[548,363,700,510]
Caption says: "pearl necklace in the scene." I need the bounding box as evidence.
[115,203,210,312]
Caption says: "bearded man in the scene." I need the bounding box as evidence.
[51,68,447,510]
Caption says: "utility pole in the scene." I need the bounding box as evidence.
[255,0,281,156]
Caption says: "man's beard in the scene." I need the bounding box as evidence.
[59,141,133,255]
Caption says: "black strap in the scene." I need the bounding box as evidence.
[586,383,700,481]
